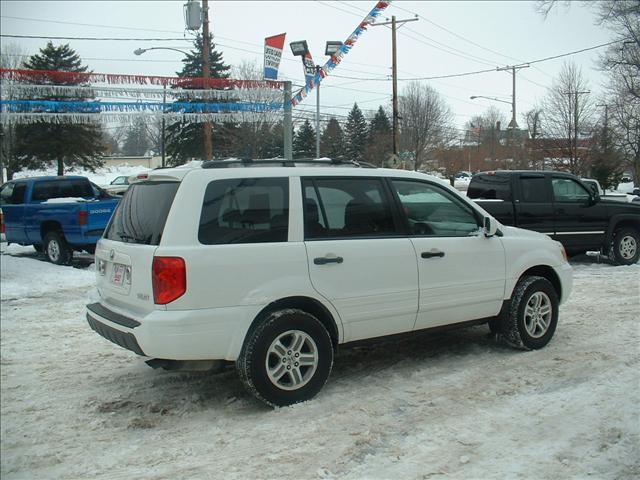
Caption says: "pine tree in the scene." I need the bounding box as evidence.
[14,42,105,176]
[121,120,150,156]
[365,106,392,166]
[590,124,623,191]
[166,34,231,165]
[293,119,316,158]
[344,103,368,162]
[320,117,346,159]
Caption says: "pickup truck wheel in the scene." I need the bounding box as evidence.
[611,227,640,265]
[503,276,559,350]
[237,309,333,407]
[44,232,73,265]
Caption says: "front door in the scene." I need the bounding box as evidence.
[389,179,506,330]
[550,175,608,251]
[302,177,419,342]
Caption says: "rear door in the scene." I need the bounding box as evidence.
[303,176,419,342]
[97,180,180,315]
[389,178,506,330]
[514,173,555,236]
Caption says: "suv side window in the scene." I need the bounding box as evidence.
[552,177,590,203]
[303,177,397,239]
[391,179,479,237]
[198,177,289,245]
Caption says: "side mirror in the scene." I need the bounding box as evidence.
[588,192,599,206]
[483,216,498,237]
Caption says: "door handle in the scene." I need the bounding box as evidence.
[421,250,445,259]
[314,256,344,265]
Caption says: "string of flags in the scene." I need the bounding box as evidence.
[291,0,391,106]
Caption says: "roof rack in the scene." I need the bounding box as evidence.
[201,158,377,169]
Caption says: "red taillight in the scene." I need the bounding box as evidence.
[78,211,88,225]
[0,211,5,234]
[152,257,186,305]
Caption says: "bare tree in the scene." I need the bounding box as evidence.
[609,81,640,183]
[399,82,455,171]
[542,61,596,174]
[465,106,507,163]
[0,42,29,180]
[230,60,282,158]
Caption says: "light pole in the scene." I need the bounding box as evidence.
[290,40,342,158]
[134,47,189,167]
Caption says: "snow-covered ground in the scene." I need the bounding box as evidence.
[1,243,639,479]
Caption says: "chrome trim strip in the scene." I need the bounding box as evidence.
[553,231,606,235]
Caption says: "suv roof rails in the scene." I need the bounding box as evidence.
[201,158,377,169]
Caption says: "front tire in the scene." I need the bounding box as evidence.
[237,309,333,407]
[503,276,559,350]
[611,227,640,265]
[44,232,73,265]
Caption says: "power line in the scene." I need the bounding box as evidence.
[1,34,189,42]
[329,38,629,82]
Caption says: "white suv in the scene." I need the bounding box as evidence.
[87,159,573,407]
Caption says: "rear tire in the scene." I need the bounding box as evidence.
[237,309,333,407]
[44,232,73,265]
[611,227,640,265]
[503,276,559,350]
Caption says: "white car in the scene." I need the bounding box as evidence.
[86,159,573,407]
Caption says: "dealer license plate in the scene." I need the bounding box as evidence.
[111,263,126,286]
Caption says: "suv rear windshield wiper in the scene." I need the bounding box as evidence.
[116,231,149,244]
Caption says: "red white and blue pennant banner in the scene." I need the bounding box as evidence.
[292,0,391,106]
[0,69,284,90]
[264,33,286,80]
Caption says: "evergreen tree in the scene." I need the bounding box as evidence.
[365,106,392,166]
[121,120,150,156]
[320,117,346,159]
[344,103,368,162]
[166,33,231,165]
[590,124,624,191]
[293,119,316,158]
[14,42,105,176]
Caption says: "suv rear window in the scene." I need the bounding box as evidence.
[198,177,289,244]
[467,174,512,201]
[104,181,179,245]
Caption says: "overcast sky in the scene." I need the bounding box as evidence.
[1,0,614,133]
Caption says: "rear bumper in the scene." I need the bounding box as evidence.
[85,301,258,361]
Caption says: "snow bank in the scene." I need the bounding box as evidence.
[13,164,151,187]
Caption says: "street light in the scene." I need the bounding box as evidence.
[134,47,189,167]
[289,40,342,158]
[469,95,511,105]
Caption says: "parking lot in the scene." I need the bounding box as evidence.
[1,244,638,479]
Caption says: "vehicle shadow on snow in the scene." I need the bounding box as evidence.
[1,246,94,269]
[93,324,510,418]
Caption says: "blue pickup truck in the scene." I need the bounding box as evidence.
[0,176,119,264]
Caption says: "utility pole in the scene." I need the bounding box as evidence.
[315,65,321,158]
[371,15,418,164]
[284,81,292,161]
[161,85,166,167]
[202,0,213,160]
[496,64,529,168]
[563,90,590,172]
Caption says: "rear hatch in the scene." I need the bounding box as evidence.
[96,180,180,316]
